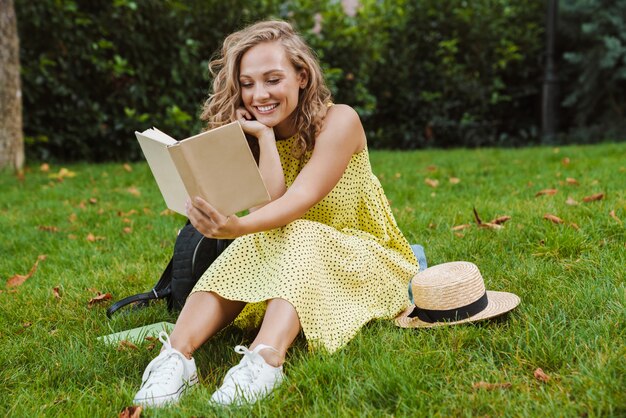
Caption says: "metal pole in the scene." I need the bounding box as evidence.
[542,0,559,143]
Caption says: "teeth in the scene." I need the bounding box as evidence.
[257,104,277,112]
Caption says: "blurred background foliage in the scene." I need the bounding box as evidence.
[15,0,626,161]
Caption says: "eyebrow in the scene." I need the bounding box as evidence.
[239,69,286,79]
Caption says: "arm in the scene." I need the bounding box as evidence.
[188,105,365,238]
[237,109,286,204]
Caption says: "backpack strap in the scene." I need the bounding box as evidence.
[106,259,173,318]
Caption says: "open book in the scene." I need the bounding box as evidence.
[97,322,175,346]
[135,121,270,216]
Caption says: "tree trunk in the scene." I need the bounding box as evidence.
[0,0,24,171]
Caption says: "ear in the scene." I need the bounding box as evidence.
[298,69,309,89]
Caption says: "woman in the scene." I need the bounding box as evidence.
[133,19,419,407]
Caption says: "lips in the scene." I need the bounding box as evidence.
[255,103,278,113]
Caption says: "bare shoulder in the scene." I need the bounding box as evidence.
[318,104,366,154]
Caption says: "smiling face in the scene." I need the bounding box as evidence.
[239,41,307,139]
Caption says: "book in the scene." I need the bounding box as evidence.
[135,121,270,216]
[97,321,175,346]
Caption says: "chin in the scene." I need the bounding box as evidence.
[256,115,282,127]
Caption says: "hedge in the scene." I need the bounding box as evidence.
[15,0,625,161]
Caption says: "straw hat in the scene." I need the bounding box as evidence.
[395,261,520,328]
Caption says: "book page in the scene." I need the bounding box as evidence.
[97,322,175,346]
[135,129,189,215]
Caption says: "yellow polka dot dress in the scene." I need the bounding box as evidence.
[191,134,420,353]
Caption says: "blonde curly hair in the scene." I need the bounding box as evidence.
[200,20,332,158]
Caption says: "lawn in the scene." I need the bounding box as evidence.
[1,142,624,417]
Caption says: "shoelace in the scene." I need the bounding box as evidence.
[142,332,184,388]
[221,345,277,392]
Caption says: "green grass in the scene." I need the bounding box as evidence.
[1,143,624,417]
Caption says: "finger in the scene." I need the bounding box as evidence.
[192,196,227,225]
[236,107,252,120]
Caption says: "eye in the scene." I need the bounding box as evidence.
[267,78,280,85]
[240,81,253,88]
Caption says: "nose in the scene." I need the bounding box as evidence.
[253,83,270,100]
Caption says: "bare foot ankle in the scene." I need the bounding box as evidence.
[257,347,284,367]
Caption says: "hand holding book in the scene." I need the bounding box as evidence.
[135,121,271,217]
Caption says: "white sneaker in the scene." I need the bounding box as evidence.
[210,344,284,405]
[133,331,198,407]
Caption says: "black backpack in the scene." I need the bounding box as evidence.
[107,222,232,317]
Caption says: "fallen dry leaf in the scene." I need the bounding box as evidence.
[473,207,484,224]
[479,222,504,230]
[424,178,439,188]
[127,186,141,197]
[146,343,156,351]
[118,209,138,217]
[534,368,550,382]
[122,163,133,173]
[89,197,98,205]
[609,210,622,225]
[535,188,558,197]
[449,177,461,184]
[117,340,139,351]
[88,292,112,307]
[472,381,512,390]
[491,216,512,225]
[86,233,105,242]
[569,222,580,230]
[160,209,176,216]
[562,157,570,166]
[452,224,472,231]
[543,214,564,224]
[40,163,50,172]
[426,165,437,172]
[6,255,48,288]
[22,322,32,328]
[473,207,503,229]
[583,193,604,202]
[48,167,76,181]
[68,213,77,223]
[119,405,142,418]
[565,177,579,185]
[38,225,59,233]
[394,172,401,179]
[123,227,132,234]
[52,286,62,299]
[565,197,579,206]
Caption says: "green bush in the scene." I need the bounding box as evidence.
[361,0,545,148]
[16,0,624,161]
[18,0,278,161]
[558,0,626,142]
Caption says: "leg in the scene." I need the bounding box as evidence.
[169,291,246,358]
[210,298,299,405]
[250,298,301,366]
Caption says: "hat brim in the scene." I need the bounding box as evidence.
[395,290,520,328]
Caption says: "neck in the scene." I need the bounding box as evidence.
[274,113,297,140]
